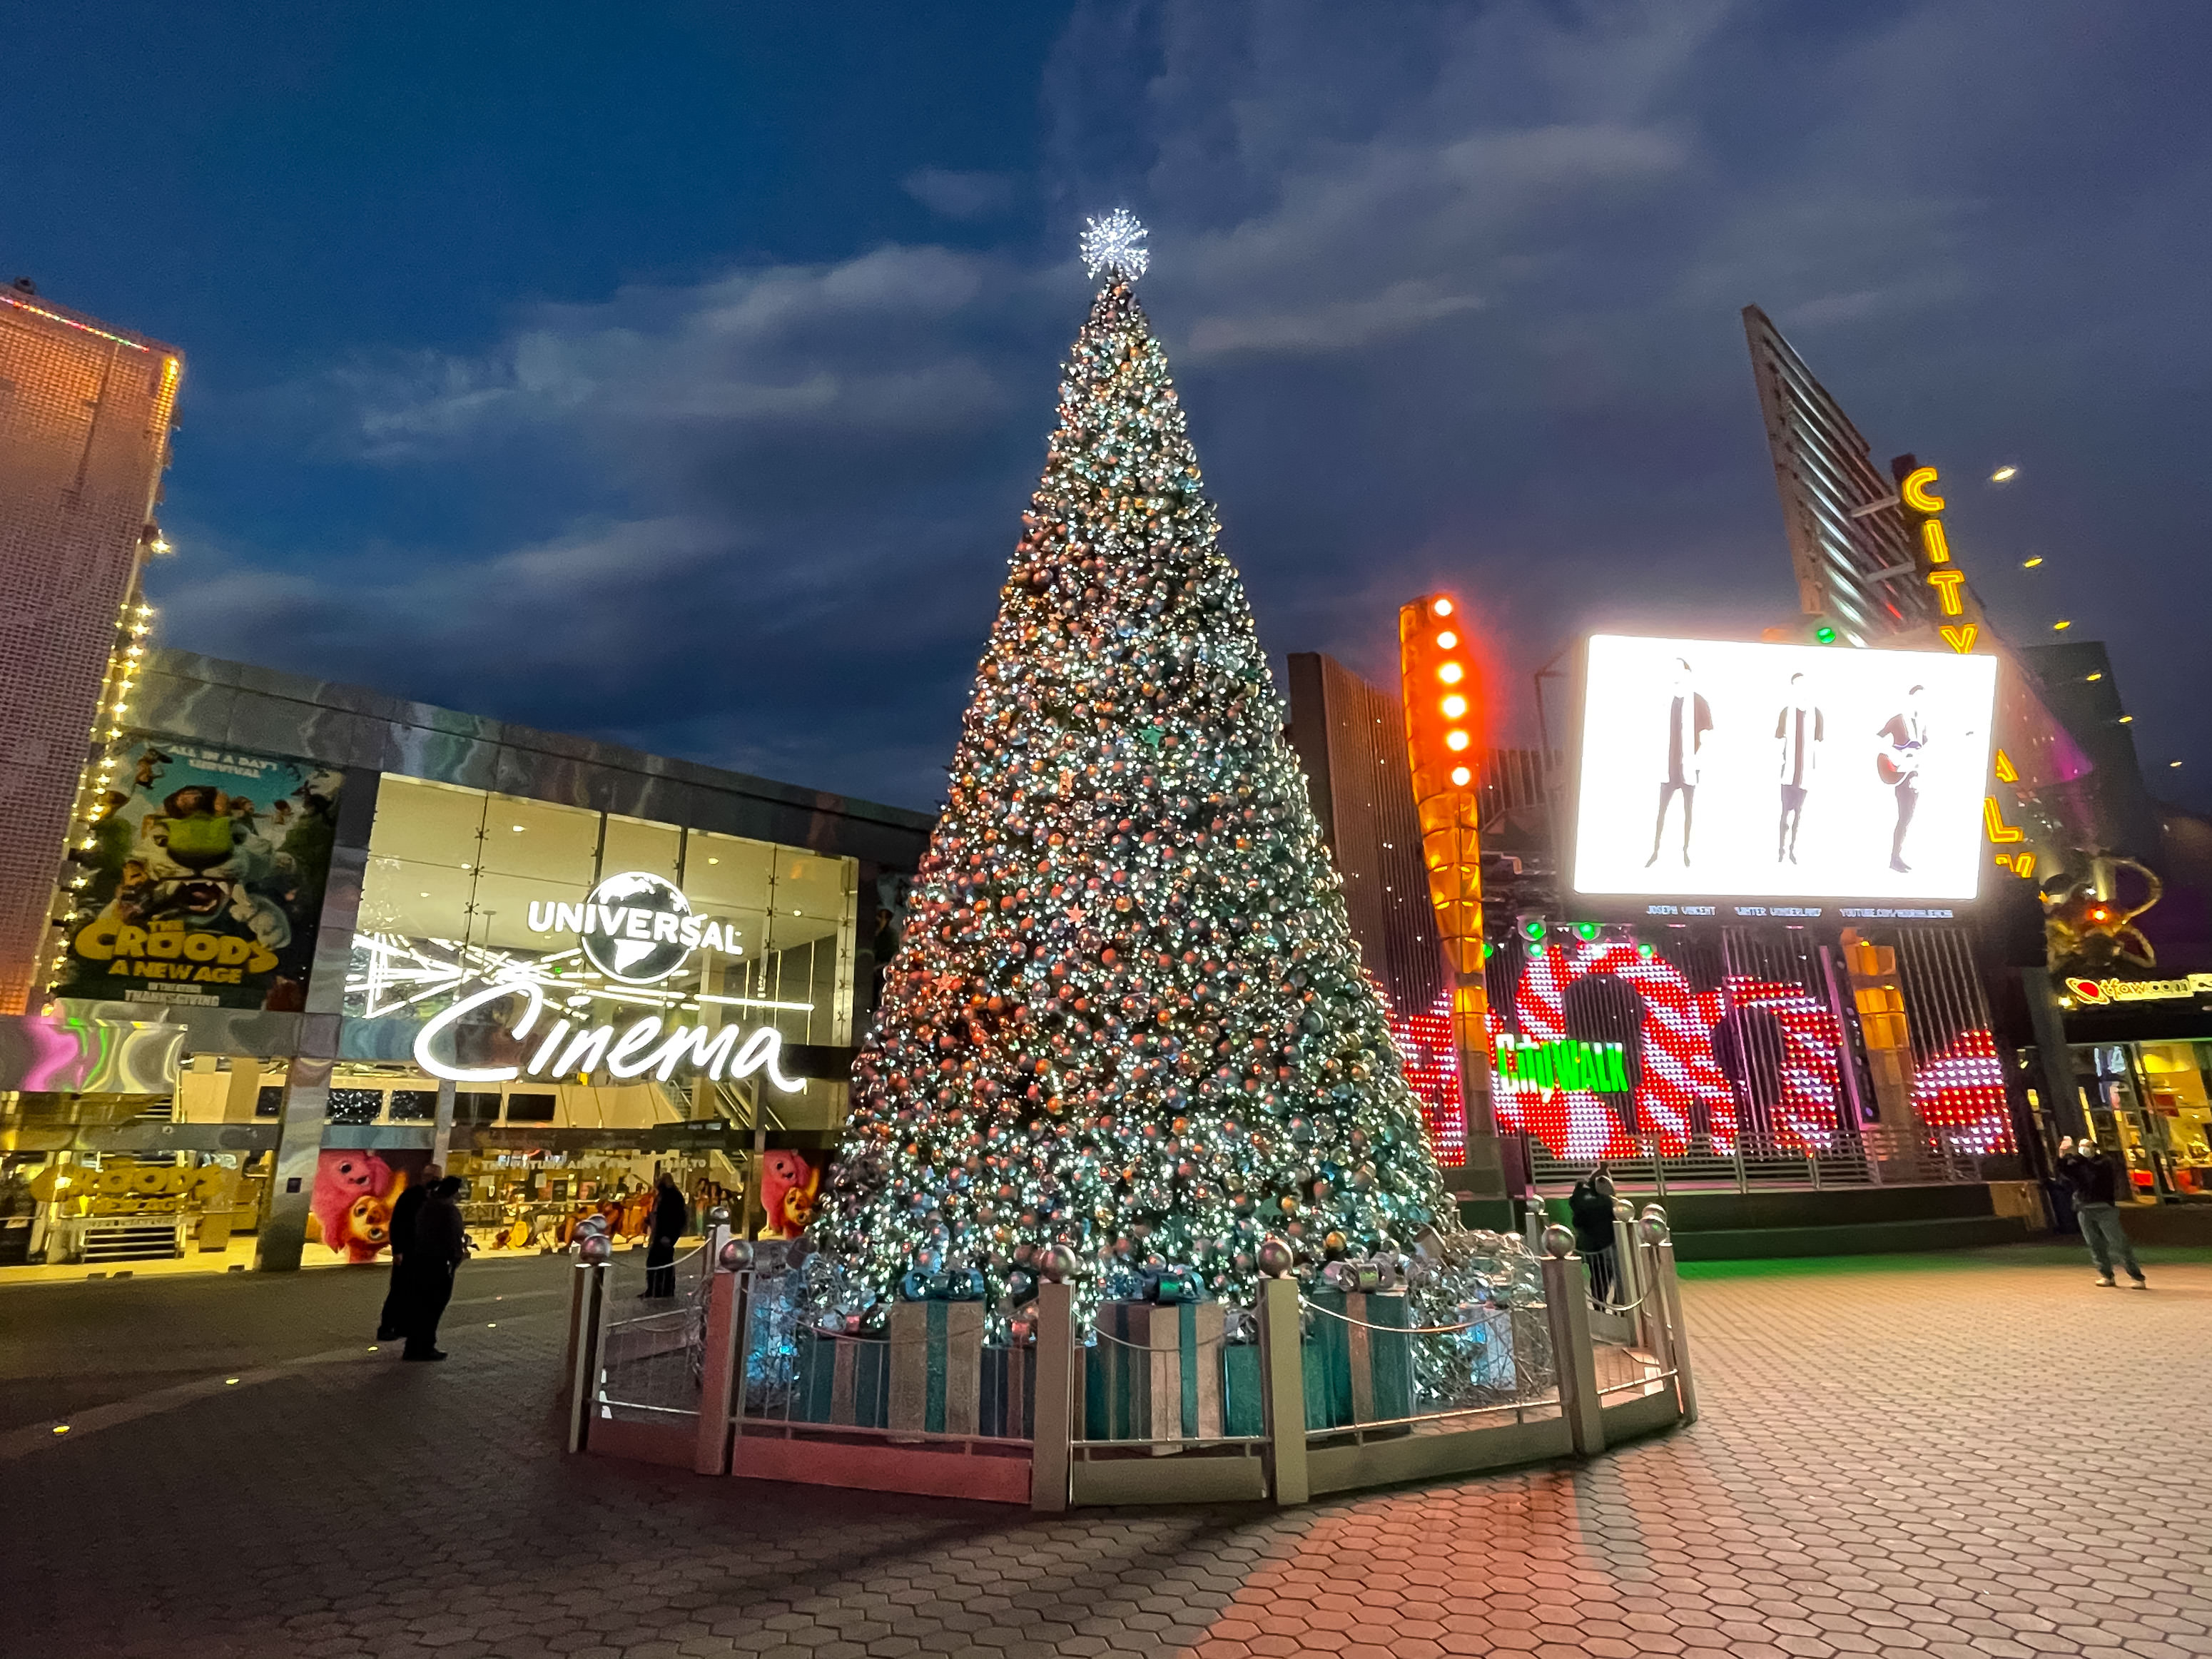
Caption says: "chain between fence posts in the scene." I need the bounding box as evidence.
[1258,1274,1308,1506]
[565,1259,607,1454]
[1652,1232,1698,1424]
[1539,1238,1605,1456]
[1030,1279,1074,1513]
[695,1251,746,1476]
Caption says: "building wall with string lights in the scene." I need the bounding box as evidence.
[0,285,183,1013]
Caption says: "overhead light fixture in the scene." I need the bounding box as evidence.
[1991,466,2018,482]
[2021,557,2043,568]
[1431,597,1453,617]
[2052,620,2071,630]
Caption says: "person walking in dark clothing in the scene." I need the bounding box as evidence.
[2056,1137,2146,1288]
[1568,1170,1620,1307]
[643,1172,687,1299]
[376,1162,440,1341]
[401,1176,470,1360]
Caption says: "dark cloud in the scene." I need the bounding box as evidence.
[151,0,2212,813]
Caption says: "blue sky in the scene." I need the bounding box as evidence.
[6,1,2208,813]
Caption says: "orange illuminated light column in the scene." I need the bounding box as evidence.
[1398,594,1503,1197]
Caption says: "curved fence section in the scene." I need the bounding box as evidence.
[561,1212,1698,1508]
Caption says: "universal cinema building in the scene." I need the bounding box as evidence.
[0,649,929,1280]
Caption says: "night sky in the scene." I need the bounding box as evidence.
[6,2,2207,814]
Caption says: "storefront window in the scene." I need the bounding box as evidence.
[2139,1042,2212,1195]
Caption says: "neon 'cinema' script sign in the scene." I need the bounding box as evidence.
[412,981,803,1090]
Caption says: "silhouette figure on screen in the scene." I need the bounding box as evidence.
[1875,684,1928,873]
[1774,673,1824,864]
[1645,658,1713,868]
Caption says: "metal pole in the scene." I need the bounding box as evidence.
[567,1260,607,1454]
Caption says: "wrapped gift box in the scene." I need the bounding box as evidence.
[887,1298,985,1438]
[1306,1287,1414,1426]
[791,1330,890,1429]
[1222,1341,1264,1438]
[980,1341,1037,1441]
[1085,1299,1226,1444]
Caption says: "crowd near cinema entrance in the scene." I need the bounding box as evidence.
[0,651,932,1282]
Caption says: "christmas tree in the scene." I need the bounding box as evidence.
[813,213,1453,1334]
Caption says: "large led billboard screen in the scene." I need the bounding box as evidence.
[1571,634,1998,902]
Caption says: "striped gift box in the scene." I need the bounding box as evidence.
[1085,1300,1226,1444]
[887,1299,985,1438]
[980,1342,1037,1440]
[1307,1287,1414,1426]
[791,1330,891,1429]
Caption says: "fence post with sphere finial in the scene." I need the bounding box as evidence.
[1540,1226,1605,1456]
[1255,1238,1309,1505]
[695,1234,751,1476]
[1029,1246,1077,1513]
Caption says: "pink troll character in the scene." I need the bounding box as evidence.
[312,1150,401,1263]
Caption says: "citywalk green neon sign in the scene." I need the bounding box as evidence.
[1494,1033,1628,1092]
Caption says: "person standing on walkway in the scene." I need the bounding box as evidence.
[375,1162,440,1341]
[1568,1168,1619,1307]
[643,1171,686,1299]
[2056,1136,2146,1289]
[402,1175,470,1360]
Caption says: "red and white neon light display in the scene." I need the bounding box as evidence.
[1493,939,1847,1158]
[1384,989,1467,1167]
[1908,1028,2013,1152]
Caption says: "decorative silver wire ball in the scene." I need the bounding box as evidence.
[719,1238,754,1273]
[1256,1235,1295,1279]
[579,1234,611,1264]
[1039,1244,1078,1284]
[1542,1224,1576,1260]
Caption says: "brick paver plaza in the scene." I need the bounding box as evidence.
[3,1243,2206,1659]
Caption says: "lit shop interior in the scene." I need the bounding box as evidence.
[4,772,861,1273]
[2062,1040,2212,1199]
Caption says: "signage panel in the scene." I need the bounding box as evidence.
[1571,634,1997,901]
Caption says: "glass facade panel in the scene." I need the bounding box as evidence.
[340,775,860,1131]
[602,813,681,884]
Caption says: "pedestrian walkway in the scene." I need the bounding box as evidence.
[1,1244,2206,1659]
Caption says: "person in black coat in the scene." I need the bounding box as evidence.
[643,1172,687,1299]
[1568,1169,1620,1307]
[2056,1136,2146,1288]
[400,1176,470,1361]
[376,1162,440,1341]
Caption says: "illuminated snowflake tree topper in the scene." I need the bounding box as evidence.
[1079,208,1150,285]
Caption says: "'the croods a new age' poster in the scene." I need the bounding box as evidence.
[53,736,344,1012]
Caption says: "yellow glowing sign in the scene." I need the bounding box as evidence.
[1920,519,1951,563]
[1927,569,1966,614]
[1982,798,2024,843]
[1900,466,1944,514]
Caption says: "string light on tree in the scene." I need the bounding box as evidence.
[808,215,1471,1339]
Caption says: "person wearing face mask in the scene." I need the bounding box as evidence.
[2056,1135,2146,1289]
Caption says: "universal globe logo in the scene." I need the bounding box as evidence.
[525,871,742,984]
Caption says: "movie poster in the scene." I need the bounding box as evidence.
[52,736,345,1011]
